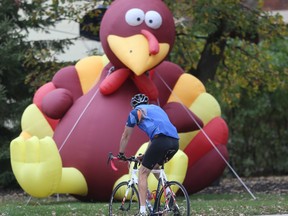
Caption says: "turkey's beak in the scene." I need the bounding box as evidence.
[107,33,169,76]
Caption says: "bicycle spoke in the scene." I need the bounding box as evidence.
[155,181,190,216]
[109,182,140,216]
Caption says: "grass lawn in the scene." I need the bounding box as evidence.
[191,193,288,215]
[0,192,288,215]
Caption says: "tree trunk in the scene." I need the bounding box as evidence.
[191,31,226,84]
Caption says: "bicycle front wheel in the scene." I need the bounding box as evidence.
[156,181,190,215]
[109,181,140,216]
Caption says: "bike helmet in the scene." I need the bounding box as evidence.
[130,94,149,108]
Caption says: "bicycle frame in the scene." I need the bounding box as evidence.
[129,161,139,185]
[123,162,171,214]
[108,153,187,215]
[149,163,174,214]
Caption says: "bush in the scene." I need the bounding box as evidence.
[223,89,288,176]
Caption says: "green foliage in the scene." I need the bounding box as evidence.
[224,89,288,176]
[0,0,31,187]
[23,40,75,91]
[214,36,288,106]
[166,0,287,104]
[220,36,288,176]
[164,0,288,176]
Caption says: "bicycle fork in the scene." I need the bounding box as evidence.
[120,181,137,211]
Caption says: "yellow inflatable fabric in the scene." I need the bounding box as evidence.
[21,104,54,139]
[10,136,88,198]
[75,55,109,94]
[178,92,222,150]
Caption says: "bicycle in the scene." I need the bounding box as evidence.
[107,152,190,215]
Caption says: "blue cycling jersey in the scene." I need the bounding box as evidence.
[126,104,179,140]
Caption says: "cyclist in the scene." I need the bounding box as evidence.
[117,93,179,216]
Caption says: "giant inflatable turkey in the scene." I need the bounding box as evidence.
[10,0,229,201]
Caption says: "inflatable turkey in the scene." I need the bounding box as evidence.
[10,0,229,201]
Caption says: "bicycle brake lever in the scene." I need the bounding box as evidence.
[107,152,113,165]
[107,152,119,171]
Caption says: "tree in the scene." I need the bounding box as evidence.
[0,0,80,187]
[165,0,288,176]
[0,0,31,187]
[224,37,288,176]
[166,0,287,105]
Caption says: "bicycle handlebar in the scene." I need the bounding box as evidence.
[107,152,142,171]
[107,152,119,171]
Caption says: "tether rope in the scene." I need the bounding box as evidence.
[155,72,256,200]
[58,66,114,152]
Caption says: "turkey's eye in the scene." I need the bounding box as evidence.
[125,8,145,26]
[145,11,162,29]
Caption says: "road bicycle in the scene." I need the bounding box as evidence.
[107,152,190,215]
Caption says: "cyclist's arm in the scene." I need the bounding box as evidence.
[119,126,134,153]
[119,109,139,153]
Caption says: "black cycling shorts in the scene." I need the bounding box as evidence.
[142,134,179,170]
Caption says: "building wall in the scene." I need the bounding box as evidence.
[263,0,288,10]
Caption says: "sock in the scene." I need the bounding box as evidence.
[166,187,171,194]
[140,206,146,213]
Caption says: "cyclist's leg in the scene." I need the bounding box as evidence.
[138,165,151,209]
[139,141,164,213]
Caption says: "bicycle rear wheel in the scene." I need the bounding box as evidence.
[109,181,140,216]
[155,181,190,215]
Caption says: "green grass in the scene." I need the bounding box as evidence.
[191,193,288,215]
[0,193,288,215]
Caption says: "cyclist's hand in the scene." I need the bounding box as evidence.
[117,152,126,161]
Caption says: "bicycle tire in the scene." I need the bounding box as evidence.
[155,181,190,216]
[109,181,140,216]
